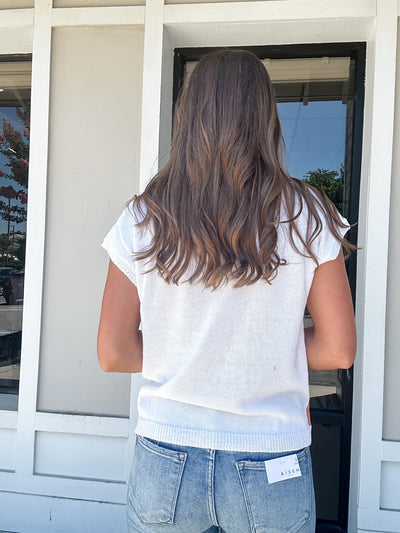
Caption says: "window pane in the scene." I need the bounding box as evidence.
[273,58,353,412]
[0,59,31,410]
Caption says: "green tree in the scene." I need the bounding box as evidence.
[303,166,344,212]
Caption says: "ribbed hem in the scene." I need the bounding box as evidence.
[135,418,312,453]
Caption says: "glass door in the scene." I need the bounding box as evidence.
[174,43,365,532]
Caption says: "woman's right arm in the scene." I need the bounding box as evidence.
[97,260,143,373]
[305,250,356,370]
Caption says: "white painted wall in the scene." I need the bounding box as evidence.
[53,0,143,6]
[37,25,144,416]
[383,19,400,442]
[0,0,33,8]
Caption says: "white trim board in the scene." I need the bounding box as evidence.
[15,0,52,477]
[0,471,126,504]
[163,0,376,24]
[138,0,164,189]
[164,18,373,48]
[0,491,127,533]
[0,411,129,435]
[356,0,398,511]
[51,5,144,26]
[348,1,399,532]
[35,412,129,437]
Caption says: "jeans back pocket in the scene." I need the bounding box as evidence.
[236,447,314,533]
[128,435,187,525]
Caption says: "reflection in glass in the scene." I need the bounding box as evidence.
[273,57,353,412]
[279,101,346,211]
[0,60,31,410]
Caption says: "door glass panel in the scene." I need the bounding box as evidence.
[0,60,31,410]
[271,57,353,413]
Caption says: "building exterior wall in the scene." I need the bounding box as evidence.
[38,25,144,417]
[380,17,400,516]
[0,1,399,532]
[384,20,400,443]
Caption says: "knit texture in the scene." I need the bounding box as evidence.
[102,200,349,452]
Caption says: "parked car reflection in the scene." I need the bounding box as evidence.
[0,267,24,305]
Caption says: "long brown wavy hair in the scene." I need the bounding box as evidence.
[133,50,354,289]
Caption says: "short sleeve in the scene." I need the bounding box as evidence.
[313,211,350,265]
[102,205,137,285]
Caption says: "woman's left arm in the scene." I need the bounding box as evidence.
[97,260,143,373]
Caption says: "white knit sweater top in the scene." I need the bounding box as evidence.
[102,199,348,452]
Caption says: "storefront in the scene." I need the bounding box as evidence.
[0,1,399,532]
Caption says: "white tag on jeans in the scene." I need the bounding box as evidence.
[265,454,301,484]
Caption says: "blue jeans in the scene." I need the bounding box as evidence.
[127,435,316,533]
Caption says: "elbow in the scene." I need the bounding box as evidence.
[334,342,356,370]
[97,337,120,372]
[306,327,356,371]
[98,360,114,373]
[322,325,357,370]
[97,347,115,372]
[339,357,355,370]
[97,333,143,373]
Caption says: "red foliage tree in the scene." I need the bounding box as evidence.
[0,107,29,233]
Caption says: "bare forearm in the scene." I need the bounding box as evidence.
[304,326,354,370]
[97,330,143,373]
